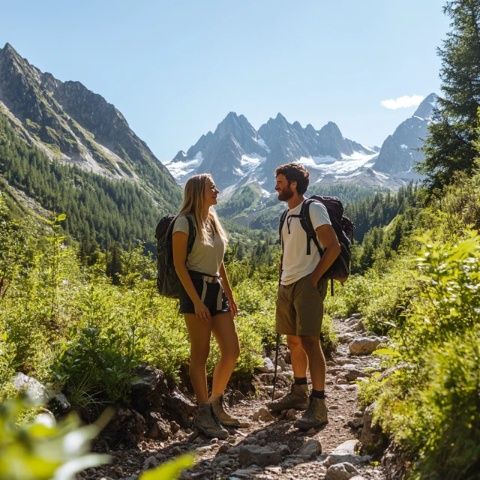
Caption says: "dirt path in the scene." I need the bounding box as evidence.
[84,316,387,480]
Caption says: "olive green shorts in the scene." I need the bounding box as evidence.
[275,274,328,337]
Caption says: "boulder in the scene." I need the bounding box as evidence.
[130,365,168,414]
[101,407,146,447]
[359,403,387,456]
[257,357,275,373]
[349,337,382,356]
[238,445,283,467]
[252,407,274,422]
[325,462,359,480]
[165,387,196,426]
[297,439,322,460]
[13,373,49,403]
[146,411,172,440]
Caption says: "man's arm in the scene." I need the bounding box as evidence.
[310,224,341,286]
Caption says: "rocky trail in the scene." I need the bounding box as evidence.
[83,315,389,480]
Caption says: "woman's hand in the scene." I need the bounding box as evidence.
[194,300,211,322]
[226,291,238,317]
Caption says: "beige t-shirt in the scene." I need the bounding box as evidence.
[280,200,331,285]
[172,215,225,276]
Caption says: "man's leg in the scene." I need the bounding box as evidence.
[268,334,310,412]
[287,334,309,378]
[299,336,326,391]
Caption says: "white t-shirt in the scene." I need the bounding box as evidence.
[280,200,331,285]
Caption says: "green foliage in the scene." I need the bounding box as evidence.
[358,231,480,480]
[420,0,480,190]
[0,396,109,480]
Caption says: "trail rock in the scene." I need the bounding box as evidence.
[101,408,145,447]
[48,393,71,416]
[359,403,387,456]
[338,333,355,344]
[13,373,49,403]
[257,357,275,373]
[344,368,366,382]
[130,365,168,414]
[347,417,364,429]
[332,439,359,455]
[238,445,283,467]
[146,411,171,440]
[325,462,359,480]
[297,439,322,459]
[165,387,196,426]
[143,455,159,470]
[229,466,263,478]
[349,337,382,356]
[252,407,274,422]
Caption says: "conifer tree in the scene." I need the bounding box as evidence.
[420,0,480,189]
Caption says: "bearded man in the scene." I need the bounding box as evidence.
[268,163,341,430]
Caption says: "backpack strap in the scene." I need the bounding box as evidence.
[185,214,196,255]
[278,209,288,284]
[300,199,324,256]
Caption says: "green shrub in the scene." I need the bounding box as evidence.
[360,231,480,480]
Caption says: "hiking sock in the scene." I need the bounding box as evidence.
[294,377,308,385]
[311,389,325,399]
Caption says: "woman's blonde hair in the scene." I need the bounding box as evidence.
[178,174,227,245]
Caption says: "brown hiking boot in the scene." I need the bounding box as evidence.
[194,404,228,439]
[294,396,328,430]
[267,384,309,412]
[211,395,241,427]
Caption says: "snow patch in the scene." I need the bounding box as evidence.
[166,152,203,178]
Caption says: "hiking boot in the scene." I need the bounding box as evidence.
[194,403,229,439]
[211,395,241,427]
[267,384,309,412]
[294,396,328,431]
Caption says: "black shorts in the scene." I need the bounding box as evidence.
[179,275,230,316]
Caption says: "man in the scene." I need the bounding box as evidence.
[268,163,341,430]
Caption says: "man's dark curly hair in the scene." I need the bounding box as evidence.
[275,163,309,195]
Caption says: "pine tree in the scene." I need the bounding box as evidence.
[420,0,480,190]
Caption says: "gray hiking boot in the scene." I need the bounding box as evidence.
[267,384,309,413]
[294,396,328,431]
[194,404,229,439]
[211,395,241,427]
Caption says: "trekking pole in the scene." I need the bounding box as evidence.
[271,332,280,401]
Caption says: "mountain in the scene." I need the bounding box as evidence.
[373,94,436,177]
[0,43,181,248]
[167,112,378,192]
[0,43,179,210]
[167,95,437,197]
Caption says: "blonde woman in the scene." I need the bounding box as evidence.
[172,174,240,439]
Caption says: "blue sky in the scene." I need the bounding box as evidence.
[1,1,449,161]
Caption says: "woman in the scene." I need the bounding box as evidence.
[172,174,240,439]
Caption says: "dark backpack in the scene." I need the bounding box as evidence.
[279,195,354,287]
[155,214,196,298]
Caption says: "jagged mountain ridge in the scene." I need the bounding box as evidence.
[167,95,436,194]
[0,42,179,210]
[168,111,380,191]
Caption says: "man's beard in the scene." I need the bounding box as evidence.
[277,187,293,201]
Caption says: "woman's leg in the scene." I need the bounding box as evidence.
[210,312,240,399]
[184,313,212,404]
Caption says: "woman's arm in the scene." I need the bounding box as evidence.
[219,262,238,317]
[172,231,211,321]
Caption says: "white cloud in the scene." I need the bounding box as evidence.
[381,95,425,110]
